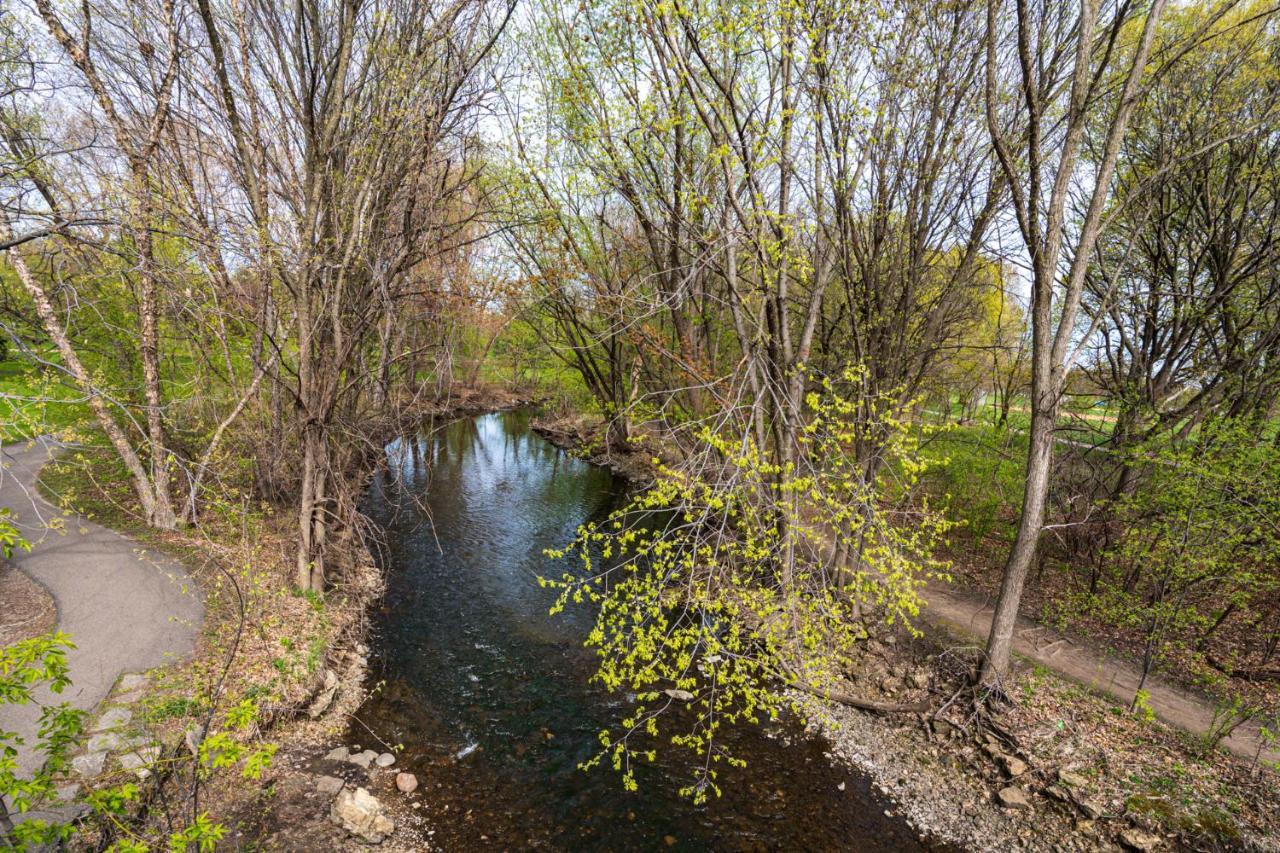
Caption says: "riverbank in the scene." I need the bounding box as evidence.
[10,384,529,848]
[529,411,663,483]
[538,414,1280,852]
[802,621,1280,852]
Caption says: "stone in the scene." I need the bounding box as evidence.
[118,745,161,779]
[331,786,395,843]
[375,752,396,768]
[1043,785,1071,803]
[1000,754,1028,778]
[91,707,132,733]
[86,732,126,753]
[326,746,350,761]
[663,689,694,701]
[909,670,930,690]
[316,775,345,796]
[930,719,956,739]
[1074,796,1105,820]
[996,786,1031,810]
[349,749,379,769]
[54,783,81,802]
[1057,769,1089,789]
[395,772,418,794]
[27,800,91,826]
[72,751,107,777]
[185,724,205,757]
[117,673,150,693]
[308,669,340,719]
[1119,829,1161,852]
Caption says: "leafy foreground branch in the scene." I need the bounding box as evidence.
[1,629,279,851]
[543,368,955,802]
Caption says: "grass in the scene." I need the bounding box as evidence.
[0,355,94,441]
[921,422,1027,545]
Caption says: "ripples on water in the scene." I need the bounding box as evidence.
[356,411,935,851]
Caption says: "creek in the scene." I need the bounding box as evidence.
[357,410,935,851]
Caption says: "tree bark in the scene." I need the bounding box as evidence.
[5,235,160,521]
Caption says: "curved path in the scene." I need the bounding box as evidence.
[923,580,1280,767]
[0,437,201,783]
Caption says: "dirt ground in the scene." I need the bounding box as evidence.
[0,558,56,647]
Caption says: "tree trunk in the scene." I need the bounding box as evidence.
[296,418,329,593]
[980,384,1057,687]
[131,163,177,529]
[6,236,161,523]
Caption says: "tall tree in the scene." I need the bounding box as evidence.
[978,0,1242,685]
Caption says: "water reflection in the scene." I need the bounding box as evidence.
[358,411,934,851]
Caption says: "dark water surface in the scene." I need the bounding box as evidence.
[357,411,933,851]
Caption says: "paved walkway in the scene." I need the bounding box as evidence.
[923,581,1280,767]
[0,437,202,784]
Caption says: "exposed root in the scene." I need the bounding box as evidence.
[790,679,931,714]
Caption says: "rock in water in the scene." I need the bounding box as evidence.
[996,786,1031,810]
[395,772,418,794]
[331,786,395,843]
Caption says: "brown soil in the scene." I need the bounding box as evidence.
[0,558,56,647]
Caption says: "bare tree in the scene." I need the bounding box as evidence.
[31,0,183,527]
[978,0,1244,686]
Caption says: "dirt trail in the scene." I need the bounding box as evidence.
[923,581,1280,767]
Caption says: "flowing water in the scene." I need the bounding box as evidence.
[357,411,935,851]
